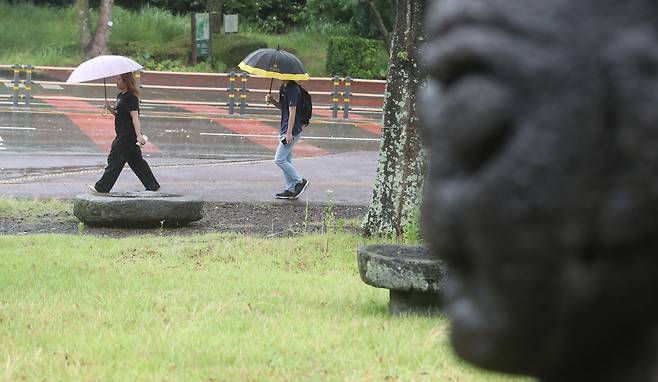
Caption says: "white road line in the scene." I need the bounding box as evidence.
[200,132,380,142]
[0,126,37,130]
[0,101,48,106]
[0,135,4,150]
[41,83,63,90]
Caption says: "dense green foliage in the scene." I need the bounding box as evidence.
[7,0,395,40]
[302,0,395,40]
[326,36,389,79]
[0,0,390,78]
[211,34,267,69]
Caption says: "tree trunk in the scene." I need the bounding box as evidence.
[77,0,91,56]
[366,0,391,52]
[207,0,224,34]
[87,0,114,57]
[362,0,428,237]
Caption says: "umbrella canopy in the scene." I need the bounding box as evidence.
[66,55,143,84]
[238,48,309,81]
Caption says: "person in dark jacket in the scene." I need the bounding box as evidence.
[90,72,160,193]
[265,80,309,199]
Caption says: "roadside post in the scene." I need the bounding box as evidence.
[24,65,33,107]
[331,76,341,119]
[239,72,249,116]
[12,64,20,107]
[343,76,352,120]
[227,72,236,115]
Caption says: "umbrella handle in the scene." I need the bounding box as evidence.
[267,45,280,95]
[101,78,108,116]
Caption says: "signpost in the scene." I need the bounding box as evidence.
[224,14,238,34]
[191,12,210,64]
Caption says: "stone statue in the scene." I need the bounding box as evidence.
[421,0,658,380]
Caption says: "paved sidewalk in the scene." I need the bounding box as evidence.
[0,151,378,205]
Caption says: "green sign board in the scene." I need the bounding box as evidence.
[195,13,210,58]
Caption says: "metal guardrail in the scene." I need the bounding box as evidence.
[0,64,385,120]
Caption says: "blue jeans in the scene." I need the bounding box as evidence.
[274,133,302,191]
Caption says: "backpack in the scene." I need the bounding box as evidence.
[298,86,313,127]
[280,83,313,128]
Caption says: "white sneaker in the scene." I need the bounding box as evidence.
[88,185,107,194]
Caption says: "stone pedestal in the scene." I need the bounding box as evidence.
[357,244,445,315]
[74,191,204,227]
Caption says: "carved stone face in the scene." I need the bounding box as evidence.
[422,0,658,378]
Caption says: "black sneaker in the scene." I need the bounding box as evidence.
[293,179,309,199]
[275,190,296,199]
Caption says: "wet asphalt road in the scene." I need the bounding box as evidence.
[0,102,381,205]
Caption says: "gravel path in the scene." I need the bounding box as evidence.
[0,202,368,237]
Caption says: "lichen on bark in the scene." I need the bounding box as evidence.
[363,0,428,237]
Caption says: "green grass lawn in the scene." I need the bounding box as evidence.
[0,198,528,381]
[0,235,526,381]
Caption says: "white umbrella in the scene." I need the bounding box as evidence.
[66,55,143,101]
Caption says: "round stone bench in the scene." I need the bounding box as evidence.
[74,191,204,227]
[357,244,445,315]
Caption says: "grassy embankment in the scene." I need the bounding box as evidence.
[0,1,341,76]
[0,198,529,381]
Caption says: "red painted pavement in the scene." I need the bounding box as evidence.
[174,103,229,116]
[313,109,382,136]
[43,99,160,153]
[176,104,328,157]
[354,122,382,136]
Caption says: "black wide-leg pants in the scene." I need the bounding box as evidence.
[94,144,160,193]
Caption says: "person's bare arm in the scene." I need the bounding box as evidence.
[130,110,146,146]
[286,106,297,143]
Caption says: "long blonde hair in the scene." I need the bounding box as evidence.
[120,72,140,98]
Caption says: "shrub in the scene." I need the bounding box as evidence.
[211,34,267,70]
[110,34,189,64]
[326,36,388,79]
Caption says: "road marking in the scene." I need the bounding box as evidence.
[176,104,328,157]
[0,135,4,150]
[3,83,23,88]
[0,101,49,107]
[200,132,380,142]
[0,126,37,130]
[41,83,63,90]
[42,99,159,154]
[0,157,287,184]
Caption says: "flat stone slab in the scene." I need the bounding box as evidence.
[357,244,445,315]
[74,191,204,227]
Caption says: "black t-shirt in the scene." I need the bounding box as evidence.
[279,83,303,136]
[113,91,139,147]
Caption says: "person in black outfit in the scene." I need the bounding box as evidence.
[90,72,160,193]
